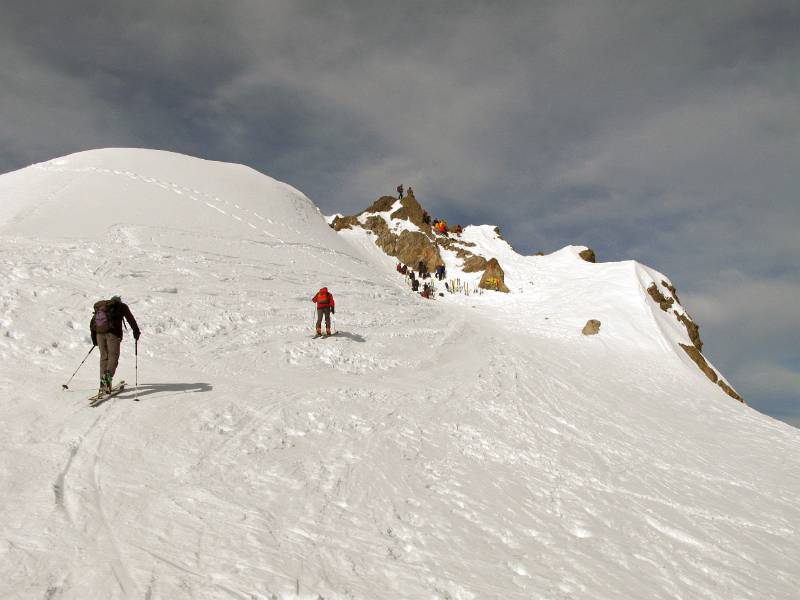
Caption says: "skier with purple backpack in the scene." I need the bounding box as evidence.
[89,295,140,395]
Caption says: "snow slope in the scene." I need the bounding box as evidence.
[1,149,798,600]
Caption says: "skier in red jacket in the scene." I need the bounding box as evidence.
[312,287,335,336]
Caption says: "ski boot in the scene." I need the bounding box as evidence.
[102,370,113,394]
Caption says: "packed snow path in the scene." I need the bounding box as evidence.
[1,150,799,599]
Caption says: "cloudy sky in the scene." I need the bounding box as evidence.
[2,1,798,425]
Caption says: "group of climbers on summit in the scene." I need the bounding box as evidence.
[396,183,462,237]
[397,184,414,199]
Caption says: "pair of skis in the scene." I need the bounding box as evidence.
[88,380,126,407]
[312,331,338,339]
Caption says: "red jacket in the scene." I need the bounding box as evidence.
[312,288,335,309]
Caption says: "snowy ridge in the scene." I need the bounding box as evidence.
[362,213,705,365]
[1,149,799,599]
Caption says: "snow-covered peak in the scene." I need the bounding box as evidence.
[0,148,332,244]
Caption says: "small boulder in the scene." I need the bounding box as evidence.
[582,319,601,335]
[579,248,596,263]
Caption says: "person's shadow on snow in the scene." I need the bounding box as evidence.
[118,382,212,400]
[335,330,366,342]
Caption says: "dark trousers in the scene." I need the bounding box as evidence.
[316,307,331,331]
[97,333,121,378]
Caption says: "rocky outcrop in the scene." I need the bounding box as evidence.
[676,313,702,352]
[395,231,441,272]
[364,215,442,272]
[388,191,431,234]
[578,248,596,263]
[718,380,743,402]
[647,284,675,311]
[647,280,739,402]
[582,320,601,335]
[680,344,718,383]
[364,195,398,214]
[462,255,488,273]
[330,215,359,231]
[662,280,681,303]
[479,258,509,293]
[646,282,703,351]
[679,344,744,403]
[330,192,511,287]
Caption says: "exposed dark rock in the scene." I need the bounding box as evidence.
[676,313,703,352]
[364,215,389,235]
[395,231,442,272]
[330,215,359,231]
[334,192,514,294]
[718,380,744,403]
[362,195,398,215]
[364,215,442,272]
[438,237,475,254]
[479,258,509,293]
[680,344,744,403]
[390,194,431,234]
[582,320,601,335]
[578,248,596,263]
[647,284,675,312]
[662,280,681,304]
[645,281,706,364]
[679,344,718,383]
[462,255,488,273]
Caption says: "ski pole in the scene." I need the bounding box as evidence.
[62,345,95,389]
[134,339,139,401]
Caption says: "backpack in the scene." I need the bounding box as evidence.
[92,299,120,334]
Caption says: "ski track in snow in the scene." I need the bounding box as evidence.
[0,150,799,599]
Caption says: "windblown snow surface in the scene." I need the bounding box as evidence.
[1,149,798,600]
